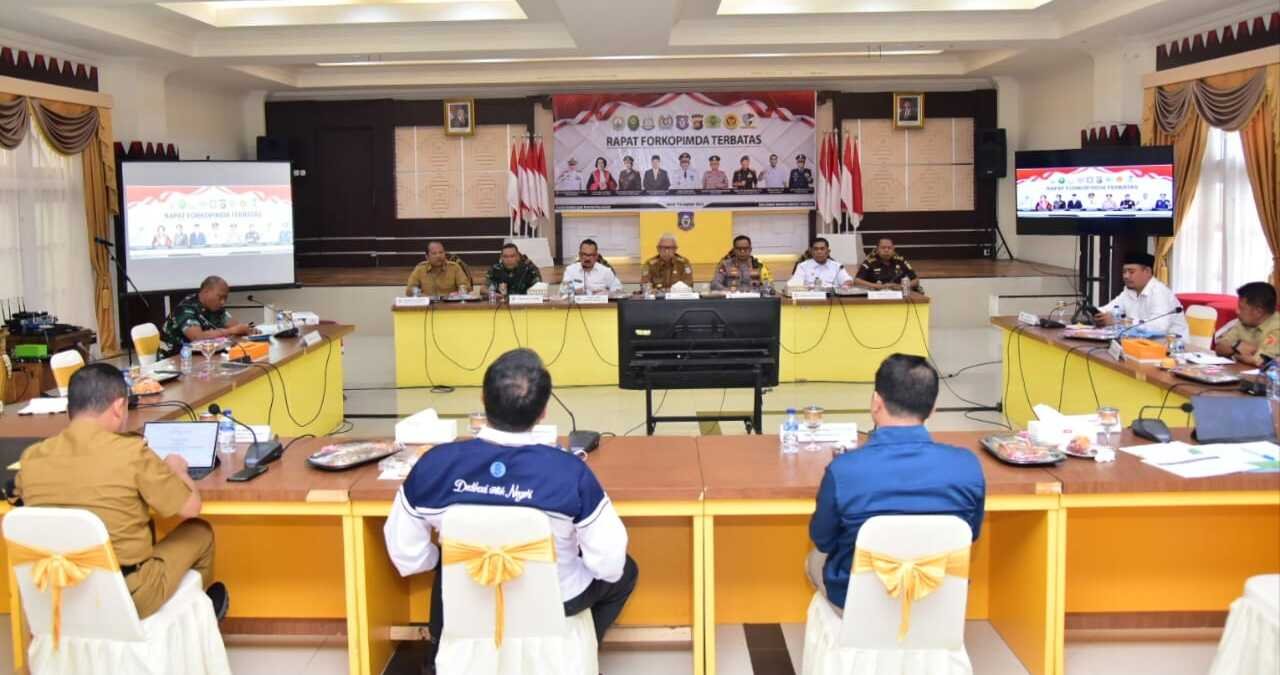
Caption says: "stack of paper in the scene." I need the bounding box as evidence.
[1120,441,1278,478]
[19,398,68,415]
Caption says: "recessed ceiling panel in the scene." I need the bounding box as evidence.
[158,0,527,27]
[717,0,1051,14]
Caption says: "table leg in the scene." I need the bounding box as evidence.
[7,564,23,673]
[986,508,1064,675]
[702,514,716,675]
[343,514,363,675]
[691,514,705,675]
[353,515,411,675]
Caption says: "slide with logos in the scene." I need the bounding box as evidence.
[1015,164,1174,218]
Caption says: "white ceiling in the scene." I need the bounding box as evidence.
[0,0,1270,95]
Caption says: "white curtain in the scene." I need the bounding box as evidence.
[0,120,96,333]
[1171,127,1273,294]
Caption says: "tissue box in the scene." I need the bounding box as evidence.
[395,409,458,445]
[229,341,270,361]
[1122,338,1167,361]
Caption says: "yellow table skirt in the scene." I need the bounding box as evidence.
[212,337,346,437]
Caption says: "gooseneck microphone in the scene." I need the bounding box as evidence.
[1117,306,1185,338]
[208,403,283,466]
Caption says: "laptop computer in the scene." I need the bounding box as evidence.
[1190,395,1278,443]
[143,421,220,479]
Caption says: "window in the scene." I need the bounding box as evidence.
[0,120,96,337]
[1171,126,1272,294]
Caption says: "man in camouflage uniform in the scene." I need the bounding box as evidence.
[486,243,543,296]
[406,240,471,297]
[854,237,920,292]
[161,275,251,355]
[641,233,694,292]
[1215,281,1279,368]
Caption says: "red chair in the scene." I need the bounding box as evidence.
[1177,293,1238,331]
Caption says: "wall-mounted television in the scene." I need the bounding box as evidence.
[1015,146,1174,236]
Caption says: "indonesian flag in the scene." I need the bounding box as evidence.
[840,135,863,230]
[507,140,521,223]
[533,137,549,220]
[518,138,534,223]
[815,134,829,226]
[826,133,841,227]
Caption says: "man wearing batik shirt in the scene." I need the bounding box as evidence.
[384,349,638,646]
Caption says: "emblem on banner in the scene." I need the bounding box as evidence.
[677,211,695,232]
[627,115,640,131]
[641,117,655,131]
[611,117,625,131]
[659,115,674,129]
[676,115,689,130]
[724,114,739,129]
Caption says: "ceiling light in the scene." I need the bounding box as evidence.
[717,0,1050,14]
[316,49,944,66]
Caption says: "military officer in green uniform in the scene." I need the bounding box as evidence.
[160,275,252,355]
[1215,282,1279,367]
[486,243,543,296]
[854,237,920,291]
[641,233,694,292]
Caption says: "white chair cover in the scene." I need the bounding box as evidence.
[802,515,973,675]
[4,508,230,675]
[435,504,597,675]
[1185,305,1218,351]
[1209,574,1279,675]
[130,323,161,366]
[49,350,84,397]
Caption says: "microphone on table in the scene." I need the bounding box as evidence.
[1116,306,1184,339]
[1131,401,1194,444]
[550,391,600,454]
[208,403,283,467]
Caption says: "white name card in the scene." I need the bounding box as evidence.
[790,290,828,301]
[574,294,609,305]
[394,296,431,307]
[726,292,761,299]
[302,331,323,347]
[1107,340,1125,362]
[665,292,701,300]
[1018,311,1042,327]
[508,295,545,305]
[868,290,905,300]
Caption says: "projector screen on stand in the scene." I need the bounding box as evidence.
[121,161,295,293]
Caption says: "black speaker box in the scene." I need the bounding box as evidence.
[975,128,1007,178]
[256,135,290,161]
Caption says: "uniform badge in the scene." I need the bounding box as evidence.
[489,461,507,478]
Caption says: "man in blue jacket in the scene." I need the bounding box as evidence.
[807,353,986,610]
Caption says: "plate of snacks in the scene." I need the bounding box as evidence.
[307,440,405,471]
[1063,434,1098,458]
[981,434,1066,466]
[130,377,165,396]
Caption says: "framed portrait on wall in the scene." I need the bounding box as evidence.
[893,93,924,129]
[444,98,475,136]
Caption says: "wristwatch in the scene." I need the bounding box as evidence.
[1230,339,1242,356]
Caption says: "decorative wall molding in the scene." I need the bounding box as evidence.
[0,46,98,92]
[1080,124,1140,147]
[1156,12,1279,71]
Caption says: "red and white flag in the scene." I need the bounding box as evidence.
[816,133,832,227]
[533,137,549,220]
[840,135,863,230]
[507,139,521,225]
[518,138,534,223]
[826,133,841,228]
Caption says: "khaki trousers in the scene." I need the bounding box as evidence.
[126,518,215,619]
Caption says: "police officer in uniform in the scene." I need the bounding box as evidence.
[854,237,920,291]
[406,240,471,297]
[160,275,253,356]
[789,154,813,189]
[711,234,773,290]
[641,233,694,291]
[486,242,543,296]
[16,363,228,621]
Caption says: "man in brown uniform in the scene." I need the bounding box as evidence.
[405,240,471,297]
[640,233,694,292]
[1215,282,1279,367]
[16,363,227,619]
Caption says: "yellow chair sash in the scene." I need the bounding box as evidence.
[5,539,120,650]
[852,546,970,642]
[440,536,557,648]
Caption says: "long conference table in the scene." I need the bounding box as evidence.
[4,424,1275,675]
[393,294,932,388]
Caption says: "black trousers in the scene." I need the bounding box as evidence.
[428,555,640,644]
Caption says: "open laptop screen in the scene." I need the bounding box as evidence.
[143,421,218,469]
[1191,395,1278,443]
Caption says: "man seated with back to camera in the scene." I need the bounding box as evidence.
[384,348,638,656]
[807,354,986,612]
[1214,281,1278,368]
[16,363,228,620]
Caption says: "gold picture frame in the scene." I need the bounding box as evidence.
[444,98,475,136]
[892,92,924,129]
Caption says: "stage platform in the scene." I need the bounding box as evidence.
[297,258,1073,287]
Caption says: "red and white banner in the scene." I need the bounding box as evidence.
[552,91,816,211]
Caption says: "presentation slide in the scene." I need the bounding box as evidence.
[1015,164,1173,219]
[122,162,295,293]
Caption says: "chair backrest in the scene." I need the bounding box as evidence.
[439,504,565,641]
[840,515,972,650]
[2,507,145,642]
[131,323,161,365]
[1185,305,1218,351]
[49,350,85,396]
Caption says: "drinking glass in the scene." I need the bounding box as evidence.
[1097,406,1120,448]
[469,411,487,436]
[803,405,824,452]
[194,340,216,380]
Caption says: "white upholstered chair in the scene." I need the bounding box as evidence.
[48,350,84,397]
[1209,574,1279,675]
[1185,305,1219,351]
[130,323,161,366]
[435,504,597,675]
[3,507,230,675]
[802,515,974,675]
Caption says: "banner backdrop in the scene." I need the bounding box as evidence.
[553,91,816,211]
[1015,165,1174,219]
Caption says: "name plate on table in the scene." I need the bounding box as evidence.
[573,294,609,305]
[508,294,545,305]
[302,331,323,347]
[789,290,828,301]
[1107,340,1125,362]
[867,290,905,300]
[665,292,701,300]
[394,296,431,308]
[726,292,761,299]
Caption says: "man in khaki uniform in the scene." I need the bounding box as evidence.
[1215,281,1279,367]
[640,233,694,292]
[405,241,471,297]
[16,363,227,620]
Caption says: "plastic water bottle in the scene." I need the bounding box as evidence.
[781,408,800,455]
[217,411,236,455]
[179,345,193,374]
[1267,362,1280,403]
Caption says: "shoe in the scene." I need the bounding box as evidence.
[206,581,229,621]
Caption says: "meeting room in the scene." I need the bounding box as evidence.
[0,1,1278,674]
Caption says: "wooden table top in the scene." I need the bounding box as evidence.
[991,316,1252,397]
[348,435,703,503]
[697,432,1062,500]
[193,436,372,503]
[0,324,354,439]
[391,293,930,313]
